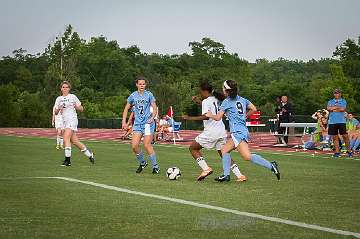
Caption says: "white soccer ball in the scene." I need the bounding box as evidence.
[166,167,181,180]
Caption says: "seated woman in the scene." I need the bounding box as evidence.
[157,115,171,140]
[305,109,330,150]
[347,112,360,152]
[157,115,183,140]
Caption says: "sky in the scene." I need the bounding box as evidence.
[0,0,359,62]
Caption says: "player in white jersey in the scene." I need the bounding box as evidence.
[53,81,95,166]
[182,82,246,182]
[52,105,64,149]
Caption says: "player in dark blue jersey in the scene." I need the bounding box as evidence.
[206,80,280,182]
[122,76,160,174]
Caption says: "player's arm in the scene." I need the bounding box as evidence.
[147,101,157,123]
[246,103,257,118]
[205,111,225,121]
[53,99,62,115]
[51,113,55,127]
[127,111,134,125]
[122,103,131,129]
[182,115,208,121]
[74,96,84,112]
[74,104,84,112]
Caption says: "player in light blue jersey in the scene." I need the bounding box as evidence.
[122,76,160,174]
[206,80,280,182]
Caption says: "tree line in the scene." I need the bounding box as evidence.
[0,25,359,127]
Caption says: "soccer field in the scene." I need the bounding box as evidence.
[0,136,359,239]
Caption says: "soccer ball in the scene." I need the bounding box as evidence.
[166,167,181,180]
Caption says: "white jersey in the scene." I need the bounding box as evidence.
[201,96,227,138]
[54,94,81,122]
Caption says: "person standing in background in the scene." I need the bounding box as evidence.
[327,89,352,157]
[277,95,294,145]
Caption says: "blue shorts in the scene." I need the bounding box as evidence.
[231,131,249,148]
[133,122,156,136]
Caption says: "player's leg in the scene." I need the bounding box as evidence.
[56,128,62,149]
[214,139,235,182]
[216,138,246,182]
[144,135,159,174]
[192,135,213,181]
[62,128,73,166]
[132,132,147,173]
[143,123,159,174]
[71,133,95,164]
[236,140,280,180]
[60,129,64,149]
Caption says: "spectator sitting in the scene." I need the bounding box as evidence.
[304,109,330,150]
[157,115,171,140]
[346,112,360,152]
[311,109,330,144]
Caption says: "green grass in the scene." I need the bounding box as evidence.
[0,135,359,239]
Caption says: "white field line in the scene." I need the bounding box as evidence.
[1,176,359,238]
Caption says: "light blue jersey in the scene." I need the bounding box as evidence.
[127,90,155,126]
[327,98,346,124]
[220,95,251,133]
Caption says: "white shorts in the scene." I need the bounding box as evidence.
[54,118,63,129]
[195,133,226,150]
[63,119,78,131]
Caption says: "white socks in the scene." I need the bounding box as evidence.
[81,147,92,158]
[56,136,63,146]
[196,157,210,171]
[231,164,243,177]
[64,147,71,157]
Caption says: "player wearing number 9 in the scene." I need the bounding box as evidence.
[205,80,281,182]
[122,76,160,174]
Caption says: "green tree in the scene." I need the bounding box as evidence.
[0,84,21,126]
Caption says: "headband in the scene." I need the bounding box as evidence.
[223,81,231,90]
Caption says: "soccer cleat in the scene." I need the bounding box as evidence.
[347,151,353,158]
[236,175,247,182]
[89,152,95,164]
[197,167,213,181]
[56,145,60,150]
[60,145,64,149]
[214,174,230,182]
[136,162,148,173]
[333,152,341,158]
[60,160,71,167]
[152,167,160,174]
[271,161,280,180]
